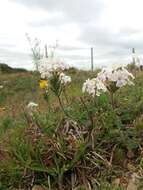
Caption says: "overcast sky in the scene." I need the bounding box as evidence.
[0,0,143,70]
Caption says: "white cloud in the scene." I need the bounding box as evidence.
[0,0,143,69]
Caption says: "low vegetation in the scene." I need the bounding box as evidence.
[0,65,143,190]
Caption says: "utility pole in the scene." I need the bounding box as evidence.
[91,47,94,71]
[45,44,48,58]
[132,48,136,64]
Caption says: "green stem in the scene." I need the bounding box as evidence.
[44,91,52,113]
[80,97,94,129]
[58,175,63,190]
[63,88,69,104]
[110,92,115,110]
[57,95,68,117]
[109,91,122,127]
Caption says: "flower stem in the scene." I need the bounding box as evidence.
[57,95,68,116]
[80,97,95,149]
[110,92,115,110]
[63,88,69,104]
[80,97,94,129]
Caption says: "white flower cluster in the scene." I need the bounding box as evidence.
[82,78,107,97]
[27,102,38,109]
[82,67,135,97]
[97,67,135,88]
[38,56,70,79]
[27,102,38,113]
[59,73,71,85]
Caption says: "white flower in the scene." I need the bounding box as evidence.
[0,85,3,89]
[27,102,38,110]
[82,78,107,97]
[38,55,70,79]
[97,67,135,88]
[59,72,71,85]
[96,79,107,94]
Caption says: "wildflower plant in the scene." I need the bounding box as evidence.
[97,67,135,92]
[97,66,135,109]
[27,102,38,116]
[26,33,42,71]
[38,50,71,115]
[82,78,107,97]
[82,66,135,111]
[59,72,71,85]
[81,66,135,131]
[27,102,38,109]
[38,55,70,80]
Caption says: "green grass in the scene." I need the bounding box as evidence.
[0,68,143,189]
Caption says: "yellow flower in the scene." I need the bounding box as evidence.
[39,79,48,89]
